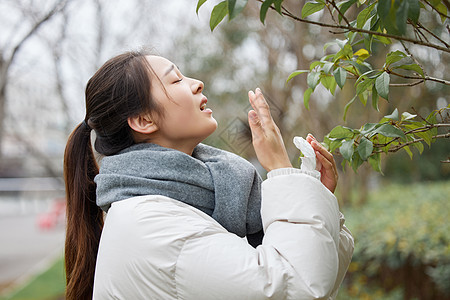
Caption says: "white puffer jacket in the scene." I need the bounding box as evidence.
[93,168,354,299]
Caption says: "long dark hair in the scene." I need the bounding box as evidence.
[64,51,162,299]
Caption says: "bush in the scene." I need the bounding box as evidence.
[340,180,450,299]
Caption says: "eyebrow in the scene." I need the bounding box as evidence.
[163,64,175,77]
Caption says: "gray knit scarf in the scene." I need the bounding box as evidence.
[94,143,263,238]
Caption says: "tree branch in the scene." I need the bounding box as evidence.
[4,0,70,72]
[390,80,424,87]
[373,133,450,153]
[388,70,450,85]
[274,3,450,53]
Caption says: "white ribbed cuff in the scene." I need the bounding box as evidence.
[267,167,321,180]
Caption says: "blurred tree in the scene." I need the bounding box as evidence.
[0,0,70,161]
[0,0,170,177]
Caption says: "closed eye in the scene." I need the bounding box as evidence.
[173,78,183,84]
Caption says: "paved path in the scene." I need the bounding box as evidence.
[0,209,65,295]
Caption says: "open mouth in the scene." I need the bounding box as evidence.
[200,98,208,111]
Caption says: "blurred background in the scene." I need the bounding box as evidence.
[0,0,448,299]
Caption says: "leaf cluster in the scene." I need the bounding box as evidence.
[323,108,445,173]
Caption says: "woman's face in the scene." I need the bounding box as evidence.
[146,56,217,153]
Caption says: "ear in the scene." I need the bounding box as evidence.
[127,114,159,135]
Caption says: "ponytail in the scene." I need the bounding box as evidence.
[64,121,103,300]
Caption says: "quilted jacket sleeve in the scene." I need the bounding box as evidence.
[175,170,354,299]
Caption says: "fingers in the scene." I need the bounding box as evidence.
[248,88,273,129]
[307,134,338,193]
[315,149,334,172]
[308,134,335,167]
[248,110,263,141]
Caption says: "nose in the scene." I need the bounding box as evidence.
[191,78,204,94]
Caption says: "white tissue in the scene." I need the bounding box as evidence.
[293,136,322,173]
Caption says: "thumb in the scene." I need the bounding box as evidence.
[248,110,263,140]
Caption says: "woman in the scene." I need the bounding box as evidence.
[64,51,354,300]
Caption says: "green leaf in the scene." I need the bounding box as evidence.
[403,145,413,159]
[374,33,392,44]
[307,71,321,89]
[351,151,364,172]
[329,77,337,95]
[368,153,383,173]
[301,1,325,18]
[413,140,424,154]
[384,108,399,120]
[372,85,379,110]
[334,67,347,88]
[303,88,313,110]
[338,0,357,23]
[407,0,420,24]
[361,123,379,136]
[358,89,369,106]
[343,95,357,121]
[357,5,373,28]
[336,39,348,49]
[354,48,370,60]
[322,62,334,74]
[377,0,391,20]
[357,137,374,160]
[394,64,424,77]
[401,112,417,120]
[356,78,375,96]
[310,61,323,71]
[340,139,355,160]
[334,44,353,62]
[196,0,208,14]
[228,0,248,19]
[274,0,283,13]
[329,125,355,139]
[287,70,308,83]
[396,0,409,35]
[346,60,371,75]
[385,50,407,66]
[210,1,228,31]
[435,2,448,23]
[321,75,335,91]
[260,0,274,24]
[414,130,433,146]
[327,138,343,152]
[375,124,406,139]
[375,72,390,100]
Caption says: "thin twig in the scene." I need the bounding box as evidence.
[421,0,450,19]
[416,21,450,48]
[390,80,424,87]
[412,107,432,125]
[389,70,450,85]
[327,0,351,26]
[324,1,338,24]
[373,133,450,153]
[400,40,428,77]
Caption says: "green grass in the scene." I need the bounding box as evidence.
[0,257,65,300]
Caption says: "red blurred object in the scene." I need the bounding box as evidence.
[37,198,66,230]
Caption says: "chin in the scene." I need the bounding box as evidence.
[207,118,218,135]
[201,118,218,140]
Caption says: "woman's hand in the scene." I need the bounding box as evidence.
[306,134,338,193]
[248,88,292,172]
